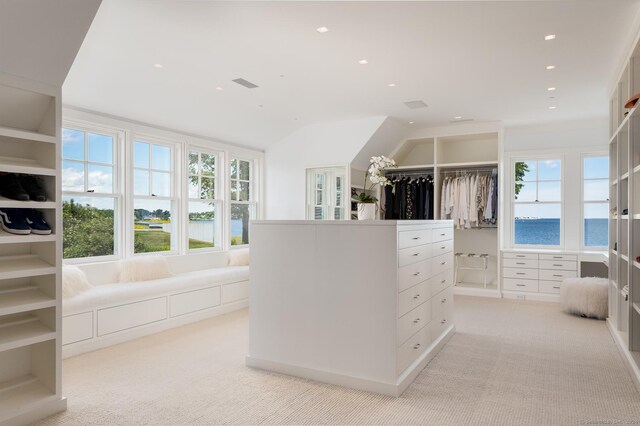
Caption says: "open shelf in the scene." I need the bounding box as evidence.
[437,160,498,169]
[0,230,56,245]
[634,164,640,174]
[0,316,55,352]
[622,215,629,219]
[0,255,55,280]
[0,126,56,145]
[621,254,629,262]
[612,179,618,186]
[0,286,55,316]
[0,196,55,209]
[634,302,640,316]
[634,260,640,270]
[0,375,56,421]
[622,172,630,180]
[393,164,435,171]
[0,155,56,176]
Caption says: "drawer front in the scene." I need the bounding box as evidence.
[398,244,432,267]
[431,287,454,318]
[539,269,577,282]
[503,252,538,260]
[398,280,430,318]
[222,281,249,304]
[502,258,539,269]
[432,252,453,276]
[399,260,431,293]
[397,324,431,374]
[170,286,221,318]
[430,270,453,296]
[398,229,432,249]
[397,302,431,347]
[503,267,539,279]
[539,280,562,294]
[430,301,454,342]
[97,297,167,336]
[62,311,94,345]
[502,278,539,292]
[540,254,577,261]
[431,239,454,256]
[538,260,577,271]
[432,227,453,242]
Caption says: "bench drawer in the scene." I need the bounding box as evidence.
[503,252,538,260]
[399,260,430,293]
[432,227,453,242]
[222,281,249,304]
[539,269,577,282]
[539,280,562,294]
[98,297,167,336]
[502,258,539,269]
[63,311,93,345]
[539,260,577,271]
[398,245,432,267]
[398,229,431,249]
[170,286,221,317]
[503,278,538,292]
[503,267,538,279]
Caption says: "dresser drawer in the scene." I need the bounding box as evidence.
[503,278,538,292]
[432,252,453,276]
[398,229,432,249]
[539,280,562,294]
[430,270,453,296]
[503,267,538,279]
[538,260,577,271]
[397,302,431,347]
[397,323,431,374]
[539,269,577,281]
[398,280,430,318]
[398,244,432,267]
[503,252,538,260]
[430,302,454,342]
[431,287,453,318]
[502,258,539,269]
[540,254,577,261]
[431,239,453,256]
[432,227,453,242]
[398,260,431,293]
[98,297,167,336]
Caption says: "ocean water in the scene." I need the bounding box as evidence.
[514,218,608,246]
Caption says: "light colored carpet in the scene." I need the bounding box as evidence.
[37,296,640,425]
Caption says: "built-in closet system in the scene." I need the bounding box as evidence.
[386,131,501,297]
[0,72,66,423]
[608,35,640,383]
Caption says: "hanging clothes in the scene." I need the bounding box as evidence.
[381,173,434,220]
[440,170,498,229]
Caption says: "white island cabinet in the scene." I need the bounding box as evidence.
[246,220,455,396]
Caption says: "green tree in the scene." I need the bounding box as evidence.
[514,161,530,199]
[63,199,115,258]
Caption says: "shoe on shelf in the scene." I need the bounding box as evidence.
[0,173,30,201]
[25,209,51,235]
[0,208,31,235]
[19,175,47,202]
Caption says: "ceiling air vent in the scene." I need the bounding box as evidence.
[404,100,428,109]
[450,118,475,123]
[232,78,259,89]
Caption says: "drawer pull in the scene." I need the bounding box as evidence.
[441,298,447,303]
[412,237,421,240]
[516,255,525,258]
[413,318,421,324]
[441,261,447,265]
[440,246,445,249]
[441,279,446,284]
[553,274,563,277]
[413,343,421,350]
[413,294,421,299]
[553,256,563,259]
[441,319,447,324]
[516,272,526,275]
[553,264,563,267]
[440,233,446,236]
[413,253,420,257]
[413,272,421,276]
[516,262,525,265]
[553,286,560,289]
[516,284,526,287]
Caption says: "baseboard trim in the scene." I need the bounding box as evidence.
[606,318,640,394]
[501,291,560,303]
[246,325,455,397]
[2,396,66,426]
[453,287,501,298]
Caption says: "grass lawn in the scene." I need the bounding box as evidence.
[135,230,214,252]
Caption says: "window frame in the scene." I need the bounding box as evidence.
[185,145,223,252]
[229,156,256,248]
[305,166,347,220]
[580,152,609,250]
[61,122,124,263]
[511,156,565,248]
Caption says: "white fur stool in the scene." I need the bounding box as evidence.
[560,277,608,320]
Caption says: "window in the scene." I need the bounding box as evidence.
[583,155,609,247]
[62,127,119,259]
[133,139,175,253]
[187,149,221,249]
[305,167,346,220]
[513,158,562,246]
[230,158,255,246]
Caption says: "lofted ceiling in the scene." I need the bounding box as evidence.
[63,0,640,150]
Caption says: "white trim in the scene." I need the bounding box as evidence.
[580,151,609,251]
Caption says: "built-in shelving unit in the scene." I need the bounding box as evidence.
[0,72,65,423]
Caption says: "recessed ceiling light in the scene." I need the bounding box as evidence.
[549,106,557,110]
[316,26,329,33]
[549,96,555,99]
[153,63,163,69]
[544,34,556,41]
[454,116,462,120]
[546,65,555,70]
[388,83,396,87]
[547,87,556,91]
[358,59,368,65]
[409,121,415,124]
[216,86,223,91]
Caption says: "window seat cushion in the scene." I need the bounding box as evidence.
[63,265,249,316]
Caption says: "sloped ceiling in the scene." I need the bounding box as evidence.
[0,0,102,87]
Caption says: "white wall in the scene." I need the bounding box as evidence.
[264,116,387,219]
[502,118,609,250]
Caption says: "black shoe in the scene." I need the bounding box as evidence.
[25,209,51,235]
[0,208,31,235]
[0,174,30,201]
[19,175,47,202]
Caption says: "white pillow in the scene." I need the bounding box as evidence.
[119,255,173,283]
[228,248,250,266]
[62,266,93,299]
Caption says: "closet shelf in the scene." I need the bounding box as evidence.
[0,286,55,316]
[0,229,56,244]
[0,375,57,419]
[0,317,55,352]
[634,302,640,316]
[612,179,618,186]
[393,164,434,171]
[0,196,55,209]
[611,249,618,256]
[621,172,630,180]
[0,255,56,280]
[621,253,629,262]
[612,280,619,289]
[437,161,498,169]
[0,126,56,144]
[621,215,629,219]
[634,164,640,175]
[634,260,640,270]
[0,155,55,176]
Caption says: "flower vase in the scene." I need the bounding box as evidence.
[357,203,377,220]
